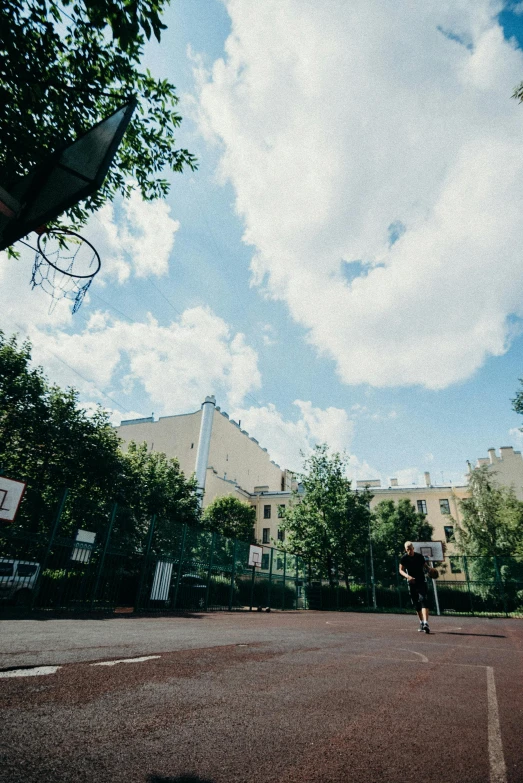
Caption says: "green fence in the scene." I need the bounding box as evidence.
[1,485,523,617]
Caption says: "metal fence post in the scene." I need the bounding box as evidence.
[493,555,508,616]
[204,531,216,611]
[172,523,187,610]
[91,502,117,608]
[395,555,402,609]
[267,547,274,610]
[249,564,256,611]
[228,539,238,611]
[463,555,474,615]
[335,560,340,611]
[31,487,69,609]
[281,551,287,610]
[364,555,370,607]
[135,515,156,611]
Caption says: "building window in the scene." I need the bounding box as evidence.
[263,505,271,519]
[277,504,285,518]
[277,528,285,542]
[444,525,455,543]
[262,528,270,544]
[417,500,427,515]
[439,499,451,515]
[276,557,284,571]
[261,553,270,570]
[450,556,462,574]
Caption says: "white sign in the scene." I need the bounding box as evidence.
[412,541,445,561]
[0,477,27,522]
[248,544,263,567]
[150,561,174,601]
[71,529,96,563]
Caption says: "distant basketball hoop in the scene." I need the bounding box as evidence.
[248,544,263,567]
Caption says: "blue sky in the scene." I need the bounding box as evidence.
[3,0,523,485]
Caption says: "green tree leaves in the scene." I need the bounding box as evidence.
[0,331,200,545]
[453,466,523,557]
[0,0,197,233]
[371,498,434,560]
[279,444,373,586]
[202,495,256,543]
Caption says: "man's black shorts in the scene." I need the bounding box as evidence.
[408,581,428,611]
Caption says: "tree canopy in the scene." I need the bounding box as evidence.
[370,498,434,560]
[453,466,523,558]
[0,0,197,235]
[278,444,373,586]
[201,495,256,543]
[0,331,199,546]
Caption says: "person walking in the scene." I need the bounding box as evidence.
[399,541,432,633]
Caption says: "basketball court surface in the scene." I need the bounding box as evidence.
[1,611,522,782]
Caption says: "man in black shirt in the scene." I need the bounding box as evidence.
[399,541,431,633]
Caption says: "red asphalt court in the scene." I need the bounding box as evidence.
[0,611,522,783]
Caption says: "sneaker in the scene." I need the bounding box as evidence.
[423,623,431,634]
[418,621,424,632]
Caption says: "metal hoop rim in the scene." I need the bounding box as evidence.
[36,228,101,279]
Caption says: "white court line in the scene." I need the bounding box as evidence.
[346,652,508,783]
[396,648,429,663]
[0,666,61,678]
[91,655,161,667]
[487,666,507,783]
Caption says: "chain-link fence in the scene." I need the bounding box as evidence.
[1,484,522,617]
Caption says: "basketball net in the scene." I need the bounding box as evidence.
[31,228,101,313]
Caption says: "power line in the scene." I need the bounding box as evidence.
[11,321,132,414]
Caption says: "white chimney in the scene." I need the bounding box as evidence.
[194,395,216,503]
[424,471,431,487]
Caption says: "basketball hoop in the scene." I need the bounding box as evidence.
[31,228,101,313]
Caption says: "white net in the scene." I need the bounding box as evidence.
[31,229,101,313]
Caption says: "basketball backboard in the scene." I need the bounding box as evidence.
[248,544,263,567]
[0,477,27,522]
[0,99,136,251]
[412,541,445,561]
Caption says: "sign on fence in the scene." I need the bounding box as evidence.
[150,561,174,601]
[0,476,26,522]
[71,529,96,563]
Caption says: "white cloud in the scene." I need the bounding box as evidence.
[80,402,146,427]
[508,426,523,447]
[88,189,180,283]
[229,399,376,477]
[196,0,523,389]
[0,252,261,416]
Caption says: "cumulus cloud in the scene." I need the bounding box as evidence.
[229,399,376,477]
[508,426,523,447]
[196,0,523,389]
[0,253,261,417]
[80,402,146,427]
[88,189,180,283]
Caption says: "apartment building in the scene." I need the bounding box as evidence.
[117,397,523,579]
[116,395,293,508]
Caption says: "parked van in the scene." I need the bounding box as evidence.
[0,559,40,605]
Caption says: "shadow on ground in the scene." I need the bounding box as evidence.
[438,632,506,638]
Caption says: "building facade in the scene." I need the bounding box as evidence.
[117,398,523,579]
[116,396,293,509]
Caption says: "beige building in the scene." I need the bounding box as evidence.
[117,399,523,578]
[470,446,523,500]
[116,396,293,510]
